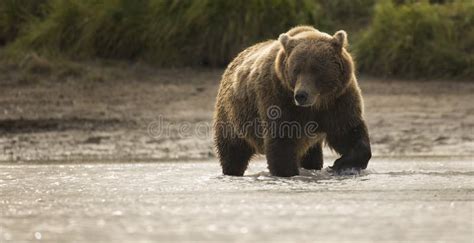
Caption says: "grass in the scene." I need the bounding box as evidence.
[0,0,48,45]
[355,0,474,78]
[0,0,472,79]
[6,0,332,66]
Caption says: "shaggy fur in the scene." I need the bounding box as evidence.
[214,26,371,177]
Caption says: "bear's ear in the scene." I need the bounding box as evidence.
[332,30,348,50]
[278,34,297,54]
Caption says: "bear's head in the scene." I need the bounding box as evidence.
[276,30,354,107]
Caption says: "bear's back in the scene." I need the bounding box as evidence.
[220,40,280,101]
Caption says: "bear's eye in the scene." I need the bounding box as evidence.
[292,67,300,76]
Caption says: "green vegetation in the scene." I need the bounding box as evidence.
[0,0,48,44]
[4,0,331,66]
[0,0,472,78]
[356,0,474,78]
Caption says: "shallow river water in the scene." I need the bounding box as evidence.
[1,157,473,242]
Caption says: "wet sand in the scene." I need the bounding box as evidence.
[0,68,473,161]
[1,157,472,242]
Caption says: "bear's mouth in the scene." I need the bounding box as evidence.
[294,97,317,107]
[295,101,313,107]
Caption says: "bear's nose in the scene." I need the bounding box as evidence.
[294,91,308,105]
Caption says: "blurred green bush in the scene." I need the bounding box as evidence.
[0,0,472,78]
[0,0,48,44]
[355,0,473,78]
[3,0,332,66]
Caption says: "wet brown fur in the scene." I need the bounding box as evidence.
[214,26,371,177]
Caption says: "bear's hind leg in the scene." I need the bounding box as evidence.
[216,136,255,176]
[300,142,324,170]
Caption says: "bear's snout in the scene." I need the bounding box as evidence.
[294,91,309,106]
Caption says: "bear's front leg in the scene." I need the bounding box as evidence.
[327,122,372,171]
[265,138,299,177]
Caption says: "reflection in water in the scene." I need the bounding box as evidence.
[1,159,473,242]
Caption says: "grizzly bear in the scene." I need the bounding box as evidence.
[213,26,371,177]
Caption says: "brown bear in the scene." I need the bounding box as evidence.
[213,26,371,177]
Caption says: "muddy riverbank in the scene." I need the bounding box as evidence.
[0,66,473,162]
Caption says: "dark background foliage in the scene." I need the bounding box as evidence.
[0,0,472,78]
